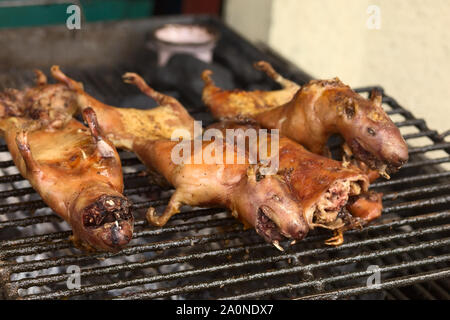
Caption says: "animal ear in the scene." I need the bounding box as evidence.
[247,163,268,182]
[370,89,382,107]
[246,164,256,178]
[343,99,357,119]
[337,98,357,119]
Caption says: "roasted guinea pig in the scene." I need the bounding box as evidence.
[202,61,409,178]
[49,67,309,247]
[139,139,309,246]
[50,66,194,150]
[208,122,383,245]
[0,108,133,251]
[0,69,78,129]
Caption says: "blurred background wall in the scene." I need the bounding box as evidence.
[225,0,450,133]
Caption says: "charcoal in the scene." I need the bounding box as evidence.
[247,82,280,91]
[150,66,179,88]
[167,54,234,92]
[143,54,235,107]
[118,91,181,110]
[118,94,158,110]
[140,50,178,89]
[144,53,235,101]
[214,40,264,85]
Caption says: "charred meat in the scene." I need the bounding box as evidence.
[0,69,78,129]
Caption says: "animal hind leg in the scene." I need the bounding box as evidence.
[122,72,183,110]
[50,65,84,91]
[15,131,42,175]
[146,190,183,227]
[34,69,47,86]
[253,61,299,90]
[201,70,215,87]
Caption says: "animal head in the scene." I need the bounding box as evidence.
[70,186,134,251]
[334,88,409,175]
[235,164,309,244]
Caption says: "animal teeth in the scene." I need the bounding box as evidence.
[273,240,284,251]
[379,164,390,179]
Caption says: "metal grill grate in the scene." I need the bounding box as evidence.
[0,18,449,300]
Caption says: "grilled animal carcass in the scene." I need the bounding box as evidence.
[0,108,133,251]
[50,66,195,149]
[0,69,78,129]
[138,139,309,246]
[209,122,383,245]
[50,67,309,247]
[202,61,409,178]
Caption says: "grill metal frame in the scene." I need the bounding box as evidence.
[0,16,449,300]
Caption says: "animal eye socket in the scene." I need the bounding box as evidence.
[367,127,376,136]
[256,171,264,182]
[272,194,281,201]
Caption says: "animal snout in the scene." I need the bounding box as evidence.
[100,220,133,249]
[381,138,409,167]
[286,217,309,240]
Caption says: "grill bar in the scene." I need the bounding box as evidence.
[117,239,450,300]
[232,258,450,300]
[9,210,450,289]
[0,221,246,260]
[16,224,450,299]
[1,188,449,259]
[371,172,450,188]
[299,268,450,300]
[1,210,448,276]
[0,216,235,249]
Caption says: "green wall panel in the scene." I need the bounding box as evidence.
[0,0,154,29]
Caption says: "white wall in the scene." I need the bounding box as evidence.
[224,0,450,135]
[224,0,273,43]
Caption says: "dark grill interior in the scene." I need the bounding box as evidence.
[0,16,449,300]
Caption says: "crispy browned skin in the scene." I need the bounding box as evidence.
[0,108,133,251]
[136,139,309,245]
[50,66,195,150]
[53,68,380,246]
[202,62,301,118]
[0,69,78,129]
[49,68,310,247]
[202,61,408,178]
[208,122,382,245]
